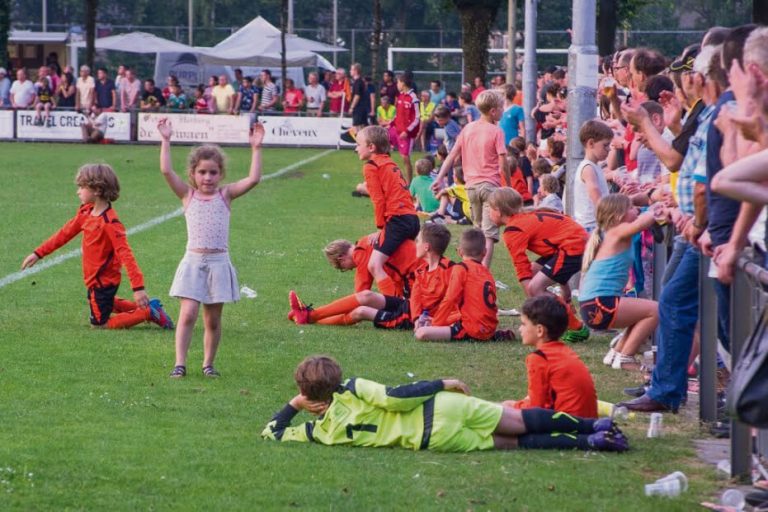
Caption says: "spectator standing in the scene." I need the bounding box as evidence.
[429,80,446,106]
[304,72,326,117]
[258,70,279,113]
[212,74,236,114]
[349,64,370,129]
[10,69,37,109]
[283,78,304,114]
[328,67,351,115]
[114,64,127,110]
[0,68,10,107]
[140,79,166,111]
[320,69,332,92]
[119,68,141,112]
[75,65,95,113]
[56,72,76,109]
[458,92,480,125]
[499,84,525,145]
[418,90,436,152]
[94,67,116,112]
[471,76,486,102]
[433,106,461,152]
[379,70,398,104]
[235,76,258,116]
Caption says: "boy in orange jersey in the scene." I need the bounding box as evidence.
[288,224,453,329]
[21,164,173,330]
[488,187,590,343]
[414,229,512,342]
[355,125,421,298]
[503,296,598,418]
[431,90,510,268]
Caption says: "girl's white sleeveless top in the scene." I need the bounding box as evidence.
[185,189,230,251]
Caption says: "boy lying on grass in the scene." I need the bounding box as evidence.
[262,355,629,453]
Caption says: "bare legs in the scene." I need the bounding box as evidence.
[174,297,224,369]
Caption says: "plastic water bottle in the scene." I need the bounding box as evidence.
[656,471,688,492]
[647,412,663,438]
[644,478,681,497]
[418,309,430,327]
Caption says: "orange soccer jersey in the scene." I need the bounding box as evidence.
[363,153,418,229]
[34,203,145,291]
[513,341,598,418]
[352,235,418,296]
[409,257,454,323]
[502,210,587,282]
[508,166,532,202]
[433,258,498,340]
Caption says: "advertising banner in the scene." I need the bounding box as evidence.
[259,115,355,148]
[15,111,132,141]
[137,112,251,144]
[0,111,13,139]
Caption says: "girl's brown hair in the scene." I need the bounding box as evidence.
[75,163,120,202]
[581,194,631,273]
[187,145,227,188]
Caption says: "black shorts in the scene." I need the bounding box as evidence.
[87,284,119,326]
[352,109,369,126]
[373,296,413,330]
[375,214,420,257]
[536,251,582,285]
[579,296,620,330]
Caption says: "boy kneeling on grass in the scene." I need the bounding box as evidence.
[503,295,598,418]
[262,355,628,452]
[413,228,513,342]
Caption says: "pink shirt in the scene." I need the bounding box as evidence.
[453,119,507,186]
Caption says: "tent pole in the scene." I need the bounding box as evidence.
[332,0,338,67]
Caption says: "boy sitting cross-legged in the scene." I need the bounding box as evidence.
[288,224,453,330]
[488,187,590,343]
[503,296,598,418]
[414,228,512,342]
[262,355,629,452]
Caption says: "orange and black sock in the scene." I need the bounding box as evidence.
[105,308,151,329]
[315,314,359,326]
[309,294,361,322]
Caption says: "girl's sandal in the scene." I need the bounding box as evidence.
[203,366,220,378]
[170,365,186,378]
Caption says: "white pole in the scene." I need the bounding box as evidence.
[507,0,516,85]
[565,0,598,216]
[188,0,193,46]
[332,0,338,67]
[288,0,294,34]
[42,0,47,32]
[522,0,538,142]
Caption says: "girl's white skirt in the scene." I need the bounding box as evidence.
[170,251,240,304]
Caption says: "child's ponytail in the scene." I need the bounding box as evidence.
[581,193,632,273]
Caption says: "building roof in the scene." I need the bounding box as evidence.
[9,30,70,44]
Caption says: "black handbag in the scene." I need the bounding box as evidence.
[728,305,768,428]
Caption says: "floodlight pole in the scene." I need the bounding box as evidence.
[332,0,338,67]
[506,0,517,85]
[188,0,193,45]
[288,0,294,33]
[522,0,537,143]
[42,0,47,32]
[565,0,598,216]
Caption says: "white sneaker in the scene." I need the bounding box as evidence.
[609,332,624,349]
[603,348,617,366]
[612,353,639,370]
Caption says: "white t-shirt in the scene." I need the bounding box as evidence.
[573,158,609,231]
[304,83,326,110]
[77,76,95,108]
[10,79,36,107]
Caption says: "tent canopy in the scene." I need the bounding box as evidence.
[197,16,344,68]
[73,32,199,54]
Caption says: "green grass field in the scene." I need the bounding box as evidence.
[0,141,721,510]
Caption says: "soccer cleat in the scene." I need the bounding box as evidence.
[562,325,590,343]
[588,430,629,452]
[288,290,313,325]
[593,417,623,436]
[493,329,516,341]
[149,298,175,330]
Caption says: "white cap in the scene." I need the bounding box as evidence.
[0,67,6,75]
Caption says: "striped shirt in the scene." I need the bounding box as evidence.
[676,105,714,215]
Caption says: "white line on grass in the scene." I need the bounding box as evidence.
[0,149,335,290]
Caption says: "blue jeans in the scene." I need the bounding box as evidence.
[712,279,731,354]
[661,235,687,286]
[649,243,700,409]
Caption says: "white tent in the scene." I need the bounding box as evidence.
[197,16,343,68]
[73,32,199,54]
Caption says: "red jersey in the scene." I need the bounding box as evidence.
[409,257,454,323]
[513,341,598,418]
[433,258,498,340]
[352,235,418,297]
[329,78,351,113]
[34,203,145,291]
[393,89,420,137]
[503,211,587,282]
[363,153,418,228]
[509,166,532,201]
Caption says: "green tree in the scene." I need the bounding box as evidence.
[451,0,503,82]
[0,0,9,69]
[85,0,99,69]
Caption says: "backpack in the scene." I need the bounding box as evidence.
[728,304,768,428]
